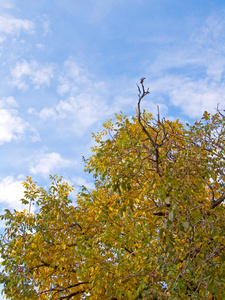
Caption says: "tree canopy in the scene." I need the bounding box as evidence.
[1,80,225,299]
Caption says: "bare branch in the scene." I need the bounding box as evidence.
[216,104,225,118]
[136,78,154,145]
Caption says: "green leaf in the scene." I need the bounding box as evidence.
[183,221,189,230]
[169,210,174,222]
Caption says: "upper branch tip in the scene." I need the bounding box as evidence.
[140,77,146,84]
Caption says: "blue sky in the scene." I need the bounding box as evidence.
[0,0,225,230]
[0,0,225,297]
[0,0,225,211]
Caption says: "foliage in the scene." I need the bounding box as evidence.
[1,80,225,299]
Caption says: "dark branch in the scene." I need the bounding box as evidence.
[59,289,86,299]
[153,212,168,217]
[136,78,153,145]
[210,192,225,209]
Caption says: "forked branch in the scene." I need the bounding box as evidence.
[136,78,154,145]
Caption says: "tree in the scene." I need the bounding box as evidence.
[1,79,225,299]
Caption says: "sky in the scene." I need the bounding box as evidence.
[0,1,225,295]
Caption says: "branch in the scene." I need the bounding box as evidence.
[58,287,87,300]
[40,282,89,299]
[58,289,86,300]
[210,192,225,209]
[216,104,225,118]
[137,78,163,175]
[153,212,168,217]
[137,79,156,146]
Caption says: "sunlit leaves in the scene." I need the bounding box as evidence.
[1,108,225,299]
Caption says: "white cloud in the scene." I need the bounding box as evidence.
[145,14,225,119]
[149,15,225,78]
[191,15,225,48]
[0,98,27,145]
[148,75,225,118]
[0,176,25,211]
[10,60,54,90]
[42,18,51,36]
[0,96,18,108]
[38,58,137,136]
[57,58,91,96]
[72,176,94,191]
[0,15,34,36]
[0,0,14,9]
[169,77,224,117]
[39,93,111,136]
[0,109,25,144]
[37,58,113,135]
[0,97,39,144]
[39,107,57,119]
[29,151,73,177]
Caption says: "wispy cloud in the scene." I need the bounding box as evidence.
[39,93,109,136]
[37,58,137,136]
[10,60,54,90]
[29,151,74,177]
[0,15,34,37]
[0,0,15,10]
[169,77,224,117]
[57,58,93,96]
[37,58,111,135]
[41,16,51,36]
[146,14,225,118]
[62,0,124,25]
